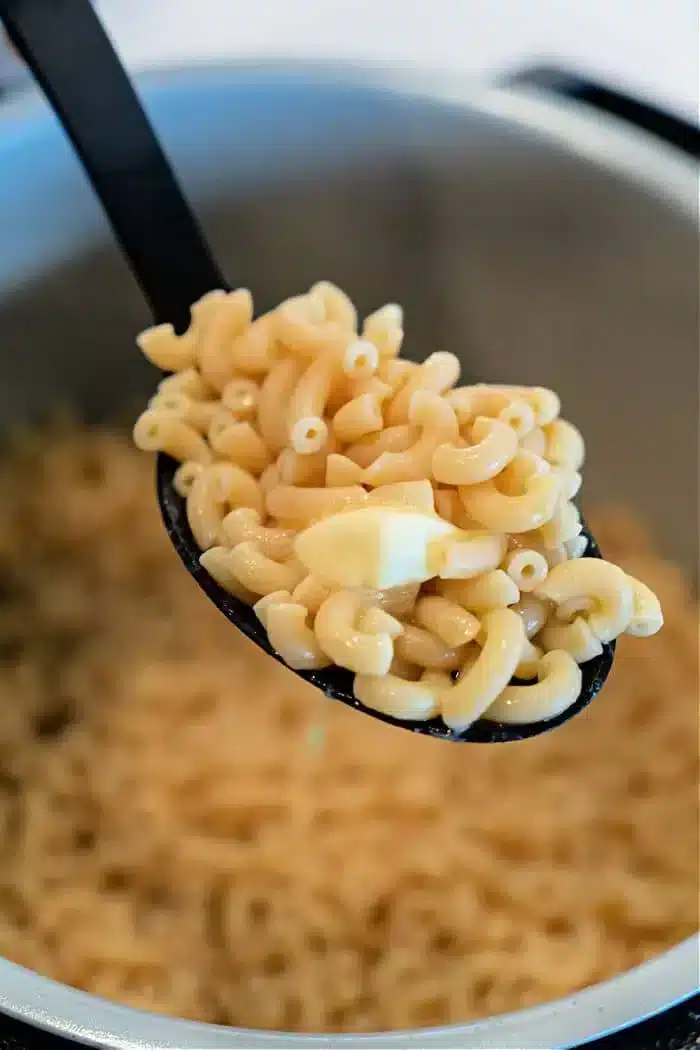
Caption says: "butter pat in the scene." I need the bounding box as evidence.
[294,506,459,589]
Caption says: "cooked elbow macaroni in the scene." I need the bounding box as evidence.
[134,283,663,731]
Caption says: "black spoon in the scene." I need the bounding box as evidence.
[2,0,615,743]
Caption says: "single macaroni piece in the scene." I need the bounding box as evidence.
[366,481,435,514]
[459,471,559,534]
[387,352,461,425]
[414,596,480,648]
[504,549,549,592]
[221,377,259,420]
[226,541,306,597]
[199,546,257,604]
[295,506,458,590]
[394,624,464,671]
[439,570,520,612]
[485,650,582,724]
[257,358,304,452]
[440,608,525,731]
[498,398,536,438]
[545,419,585,471]
[332,393,383,443]
[133,410,213,465]
[187,463,263,550]
[134,283,664,731]
[363,391,458,487]
[197,288,254,390]
[267,485,367,525]
[354,669,448,720]
[209,420,272,476]
[539,616,604,663]
[311,281,358,332]
[314,590,399,675]
[136,323,197,372]
[536,558,634,644]
[345,424,418,468]
[436,531,507,581]
[264,600,332,670]
[512,595,551,639]
[172,460,204,498]
[432,416,519,486]
[325,454,365,487]
[362,303,404,358]
[221,508,295,561]
[342,340,379,379]
[625,575,664,637]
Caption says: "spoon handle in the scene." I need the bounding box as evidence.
[0,0,226,331]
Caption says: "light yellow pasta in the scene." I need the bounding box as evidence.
[414,595,480,648]
[394,623,464,671]
[497,449,551,495]
[366,480,435,513]
[363,391,458,487]
[358,607,404,639]
[172,460,204,498]
[267,485,367,525]
[432,416,518,486]
[625,574,665,637]
[435,531,507,580]
[362,303,403,359]
[187,463,263,550]
[277,446,330,488]
[539,616,604,663]
[221,377,259,420]
[353,669,444,720]
[439,570,520,612]
[221,508,295,561]
[536,558,634,643]
[157,366,210,401]
[538,499,582,548]
[136,323,197,372]
[288,352,343,451]
[378,358,416,391]
[133,410,212,465]
[356,583,422,619]
[209,420,272,476]
[229,314,278,377]
[433,487,460,524]
[291,574,333,615]
[440,608,525,731]
[257,357,304,452]
[511,595,551,639]
[227,541,305,597]
[545,418,585,470]
[332,393,383,443]
[498,398,536,438]
[311,281,358,332]
[485,650,582,724]
[349,376,393,403]
[322,454,362,488]
[504,548,549,592]
[290,417,329,456]
[387,352,461,425]
[198,546,257,603]
[263,600,332,670]
[551,465,582,501]
[445,385,511,425]
[197,288,253,390]
[342,339,379,379]
[275,296,348,358]
[314,591,397,675]
[459,471,559,534]
[259,462,281,496]
[516,638,543,680]
[345,424,418,468]
[520,424,548,457]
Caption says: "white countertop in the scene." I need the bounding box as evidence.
[2,0,699,123]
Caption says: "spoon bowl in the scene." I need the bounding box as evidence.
[158,451,615,743]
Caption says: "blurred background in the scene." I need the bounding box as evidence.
[1,0,698,119]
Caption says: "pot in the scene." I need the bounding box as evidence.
[0,61,697,1050]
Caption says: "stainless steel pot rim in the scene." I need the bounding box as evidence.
[0,58,697,1049]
